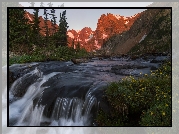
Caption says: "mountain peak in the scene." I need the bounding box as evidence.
[23,10,140,52]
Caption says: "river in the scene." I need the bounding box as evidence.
[6,55,169,126]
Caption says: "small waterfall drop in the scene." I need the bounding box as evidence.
[50,97,90,126]
[8,67,99,126]
[9,67,61,126]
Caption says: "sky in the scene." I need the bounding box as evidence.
[20,2,153,31]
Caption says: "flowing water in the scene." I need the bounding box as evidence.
[4,56,169,129]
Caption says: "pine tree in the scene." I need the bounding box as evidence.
[72,39,75,49]
[2,2,19,51]
[9,9,32,51]
[43,9,50,46]
[76,42,80,51]
[50,9,57,35]
[32,9,42,46]
[49,9,59,46]
[55,10,69,48]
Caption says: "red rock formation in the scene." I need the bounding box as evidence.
[92,13,140,50]
[23,10,140,52]
[24,11,58,36]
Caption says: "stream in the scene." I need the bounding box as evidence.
[7,55,169,126]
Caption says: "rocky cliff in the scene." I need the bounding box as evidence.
[24,10,59,36]
[67,13,140,52]
[148,2,179,51]
[23,10,139,52]
[101,8,171,55]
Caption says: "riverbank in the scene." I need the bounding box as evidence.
[8,54,171,126]
[96,60,171,126]
[9,45,89,66]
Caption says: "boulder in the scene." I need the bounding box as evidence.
[71,58,89,64]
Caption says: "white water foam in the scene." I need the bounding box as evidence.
[9,68,60,126]
[2,65,99,134]
[50,97,92,126]
[5,65,99,128]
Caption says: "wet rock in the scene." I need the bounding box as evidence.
[150,59,160,63]
[130,55,140,60]
[34,73,94,117]
[9,63,39,84]
[150,56,169,63]
[142,55,148,60]
[161,52,168,56]
[111,63,148,71]
[71,58,90,64]
[150,66,158,70]
[9,71,41,98]
[9,70,14,86]
[8,56,167,126]
[98,57,103,60]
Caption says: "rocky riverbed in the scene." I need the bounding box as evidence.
[8,55,170,126]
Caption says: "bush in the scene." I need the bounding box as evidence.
[96,60,171,126]
[139,100,171,126]
[9,44,89,66]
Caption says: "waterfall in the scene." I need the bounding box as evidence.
[9,68,60,126]
[8,67,99,126]
[3,55,163,132]
[50,97,90,126]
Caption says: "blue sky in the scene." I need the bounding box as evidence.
[20,2,153,31]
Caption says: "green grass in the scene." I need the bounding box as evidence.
[9,45,89,66]
[96,60,171,126]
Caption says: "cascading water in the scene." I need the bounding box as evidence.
[5,56,166,128]
[9,68,59,126]
[3,73,99,133]
[50,97,92,126]
[8,66,100,126]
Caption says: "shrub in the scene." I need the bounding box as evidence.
[96,60,171,126]
[9,44,89,65]
[139,100,171,126]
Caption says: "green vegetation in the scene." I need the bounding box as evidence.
[98,10,172,126]
[54,10,69,48]
[9,8,89,66]
[9,44,88,66]
[91,9,172,127]
[32,9,43,46]
[128,9,171,55]
[96,60,171,126]
[9,9,32,50]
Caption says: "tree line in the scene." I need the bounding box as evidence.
[9,8,69,53]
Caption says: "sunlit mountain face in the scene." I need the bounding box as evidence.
[23,10,140,52]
